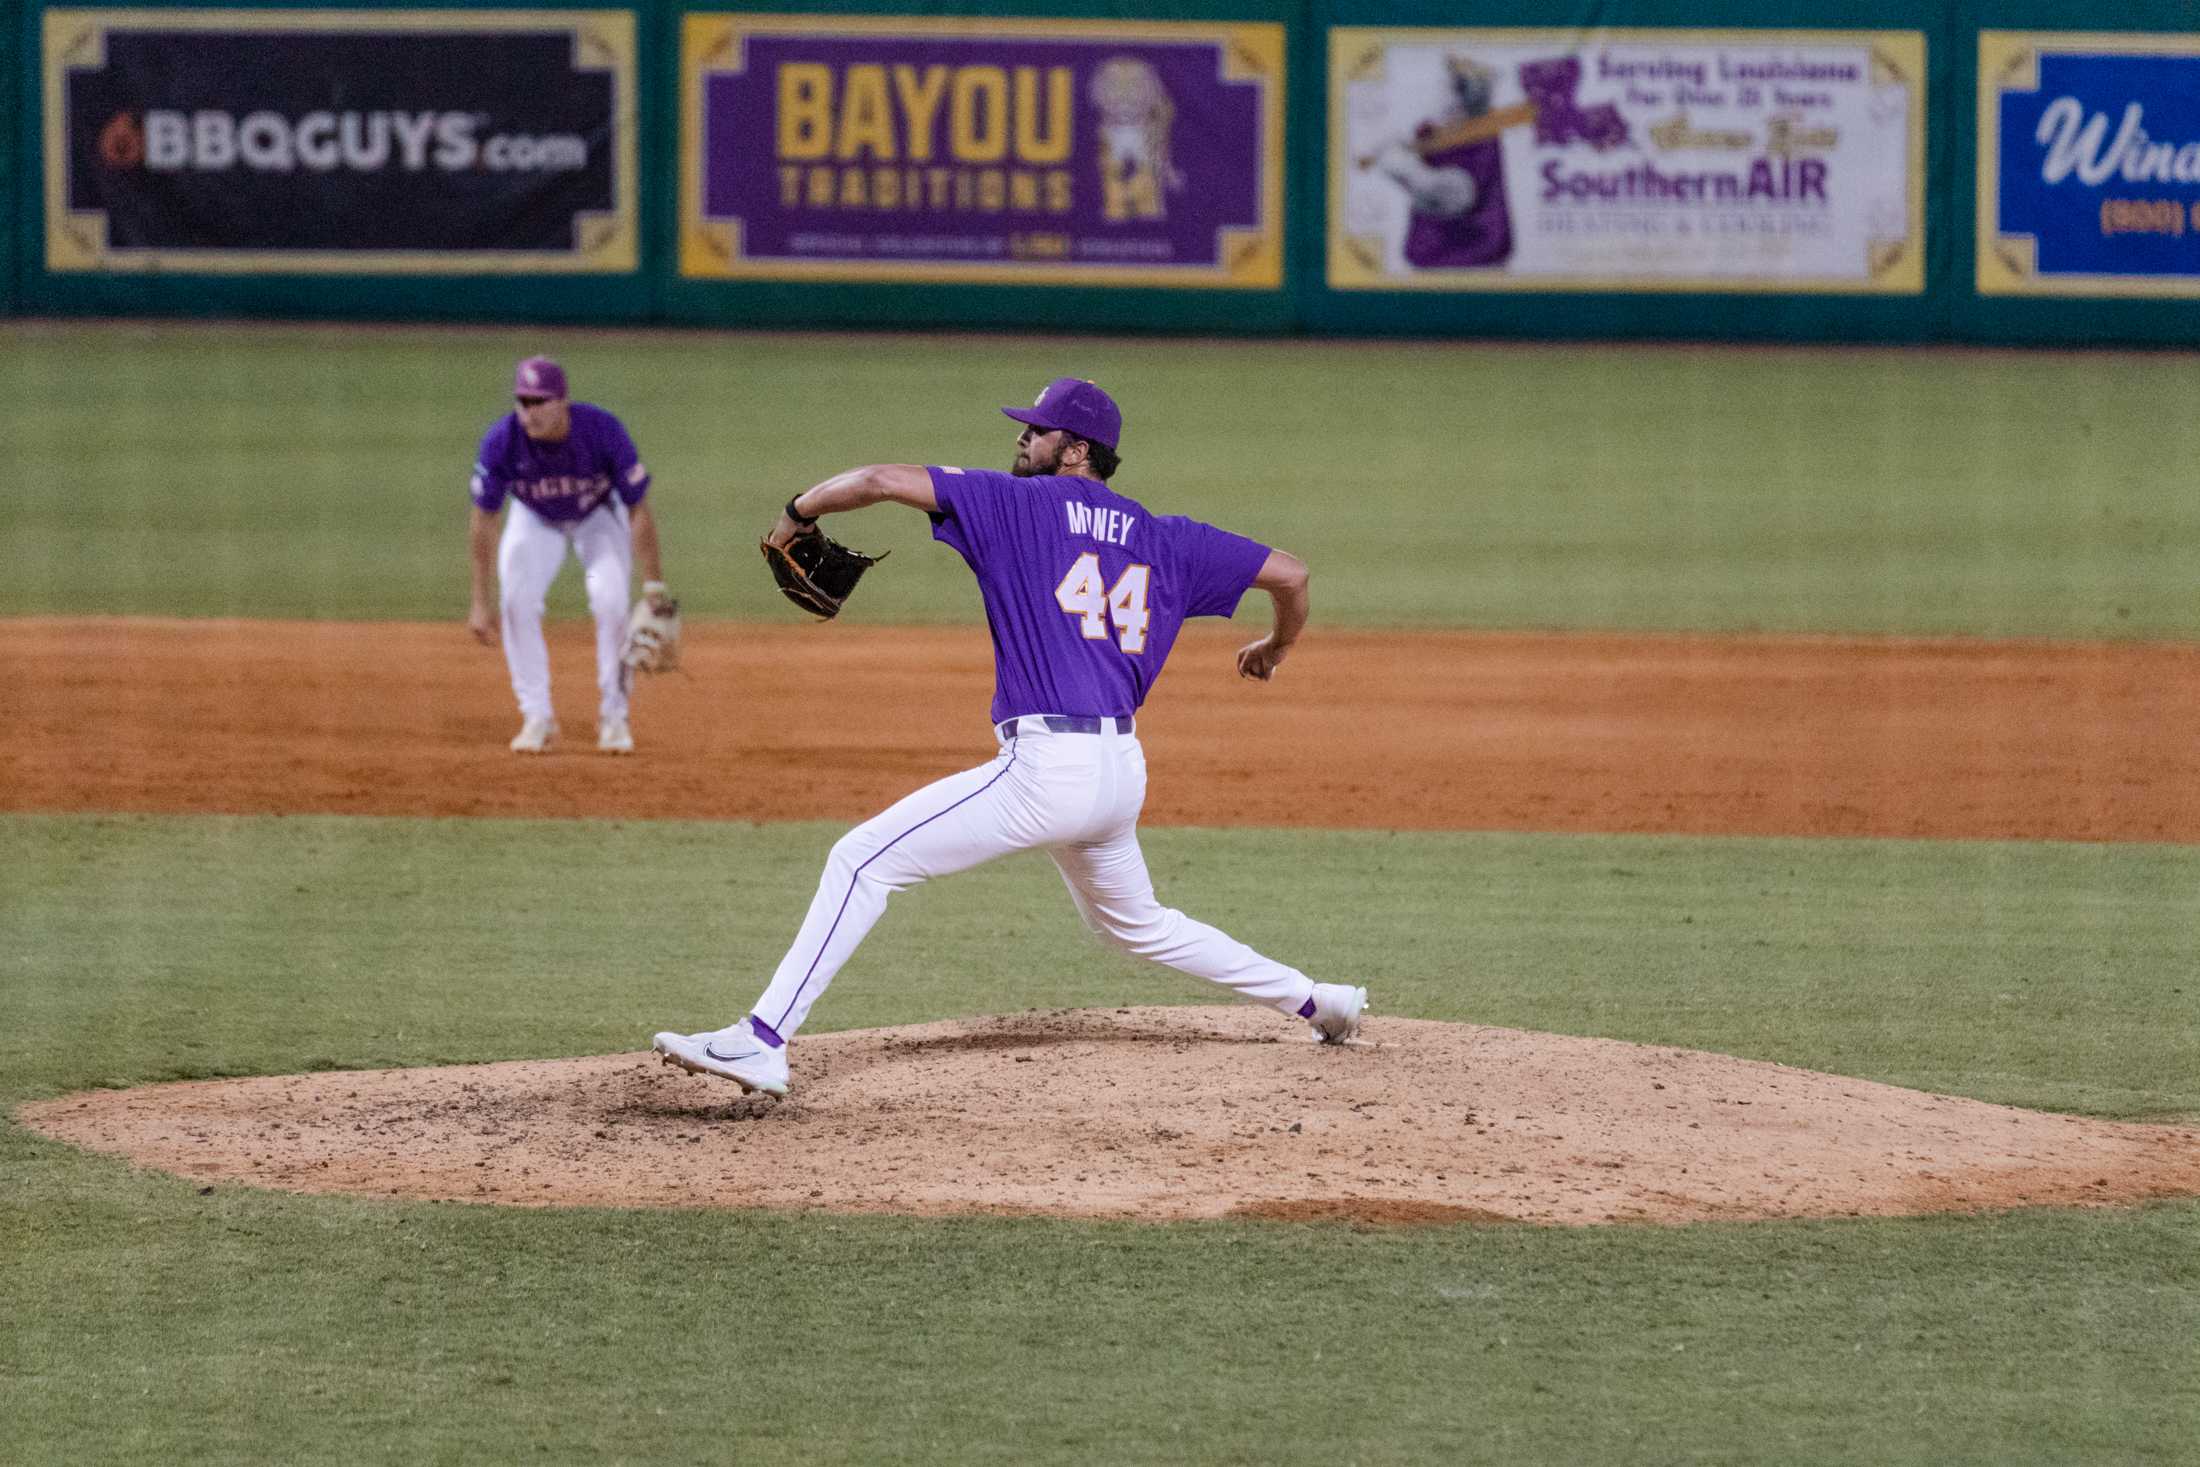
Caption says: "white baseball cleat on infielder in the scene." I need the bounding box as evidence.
[1308,983,1368,1045]
[509,717,558,753]
[597,718,634,754]
[653,1020,790,1097]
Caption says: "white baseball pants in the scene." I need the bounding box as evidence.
[497,500,632,725]
[749,719,1317,1039]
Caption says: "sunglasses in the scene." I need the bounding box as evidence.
[515,394,554,408]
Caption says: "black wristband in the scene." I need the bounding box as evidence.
[785,495,818,527]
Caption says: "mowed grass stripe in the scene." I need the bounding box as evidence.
[5,1182,2195,1467]
[4,323,2198,636]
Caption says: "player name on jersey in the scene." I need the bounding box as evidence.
[1065,501,1136,546]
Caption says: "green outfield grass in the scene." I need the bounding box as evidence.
[4,813,2197,1465]
[3,321,2198,636]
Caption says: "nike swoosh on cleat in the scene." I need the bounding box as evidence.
[705,1043,760,1063]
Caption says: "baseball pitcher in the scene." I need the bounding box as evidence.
[653,377,1367,1097]
[467,357,673,754]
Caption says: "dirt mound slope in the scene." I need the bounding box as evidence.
[7,618,2200,839]
[21,1006,2198,1226]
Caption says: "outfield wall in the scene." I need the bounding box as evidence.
[11,0,2200,342]
[1,0,20,317]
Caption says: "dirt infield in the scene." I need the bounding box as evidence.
[21,1007,2200,1225]
[7,616,2200,840]
[11,616,2200,1224]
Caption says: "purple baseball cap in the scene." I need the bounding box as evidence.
[1002,377,1122,450]
[513,356,568,400]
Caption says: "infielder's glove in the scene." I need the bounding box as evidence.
[761,529,887,621]
[621,596,683,673]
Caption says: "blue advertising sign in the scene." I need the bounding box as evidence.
[1979,33,2200,296]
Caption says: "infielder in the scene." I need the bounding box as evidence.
[653,376,1366,1096]
[467,357,669,753]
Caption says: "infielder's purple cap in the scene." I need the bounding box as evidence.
[513,356,568,400]
[1002,377,1121,450]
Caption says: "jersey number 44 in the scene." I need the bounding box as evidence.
[1055,552,1152,654]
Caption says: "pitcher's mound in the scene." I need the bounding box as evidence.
[20,1006,2199,1225]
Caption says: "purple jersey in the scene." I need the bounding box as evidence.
[1404,133,1512,270]
[471,403,650,522]
[926,466,1271,724]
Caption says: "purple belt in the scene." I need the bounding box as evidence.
[997,715,1135,739]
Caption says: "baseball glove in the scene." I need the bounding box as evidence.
[621,596,683,674]
[761,529,887,620]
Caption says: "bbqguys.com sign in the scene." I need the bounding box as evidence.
[122,109,590,175]
[44,9,638,272]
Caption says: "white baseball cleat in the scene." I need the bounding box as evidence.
[653,1021,790,1097]
[509,717,558,754]
[598,718,634,754]
[1308,983,1369,1045]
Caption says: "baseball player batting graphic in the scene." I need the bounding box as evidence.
[1358,54,1631,271]
[467,357,672,754]
[653,377,1367,1096]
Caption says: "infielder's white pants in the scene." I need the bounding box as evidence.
[497,501,632,725]
[750,719,1317,1039]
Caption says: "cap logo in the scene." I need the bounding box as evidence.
[1034,387,1049,405]
[523,367,540,386]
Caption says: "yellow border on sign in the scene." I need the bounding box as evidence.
[42,8,638,275]
[678,12,1284,289]
[1326,26,1927,295]
[1977,31,2200,299]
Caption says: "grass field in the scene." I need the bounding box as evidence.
[4,321,2199,1464]
[5,321,2199,637]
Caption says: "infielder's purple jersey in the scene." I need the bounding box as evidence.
[926,466,1271,724]
[471,403,650,522]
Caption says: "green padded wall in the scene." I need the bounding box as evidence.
[11,0,2198,342]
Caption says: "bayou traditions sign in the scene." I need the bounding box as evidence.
[679,14,1284,288]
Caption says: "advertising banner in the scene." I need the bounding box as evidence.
[680,13,1283,288]
[43,8,637,273]
[1978,33,2200,297]
[1329,28,1924,293]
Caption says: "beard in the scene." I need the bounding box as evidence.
[1011,439,1062,477]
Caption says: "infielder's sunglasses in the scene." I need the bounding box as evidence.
[515,394,553,407]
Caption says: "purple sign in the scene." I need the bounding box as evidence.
[680,16,1283,286]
